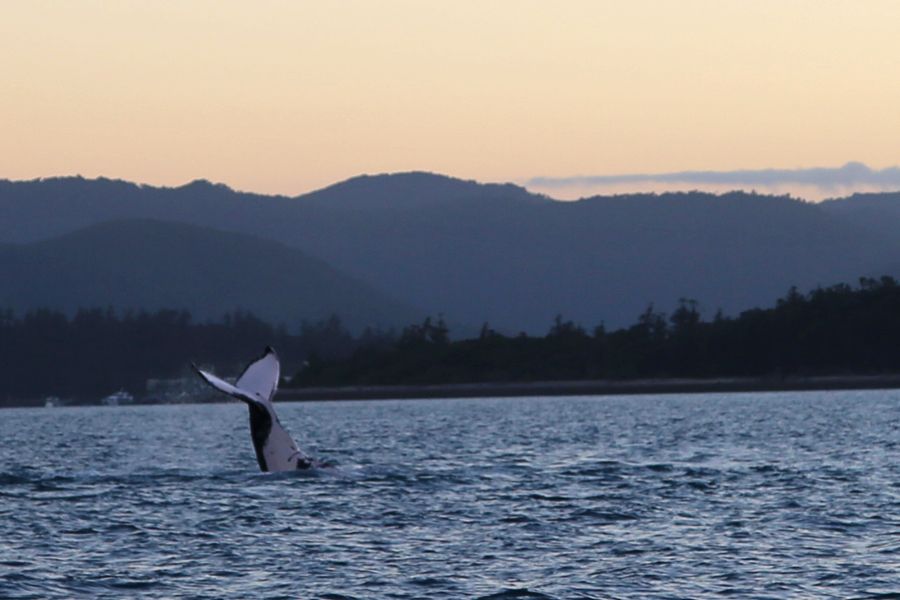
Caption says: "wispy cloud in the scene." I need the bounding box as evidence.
[526,162,900,201]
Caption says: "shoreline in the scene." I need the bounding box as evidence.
[8,374,900,408]
[278,374,900,401]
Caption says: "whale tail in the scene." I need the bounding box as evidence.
[192,347,310,472]
[193,346,279,407]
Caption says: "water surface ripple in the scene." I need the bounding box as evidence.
[1,391,899,598]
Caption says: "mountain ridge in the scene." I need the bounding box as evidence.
[2,172,900,332]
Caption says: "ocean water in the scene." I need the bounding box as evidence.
[1,391,899,599]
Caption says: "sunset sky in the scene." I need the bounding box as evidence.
[3,1,900,199]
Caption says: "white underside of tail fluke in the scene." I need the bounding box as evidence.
[195,368,262,406]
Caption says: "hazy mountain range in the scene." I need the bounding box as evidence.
[0,220,417,330]
[1,172,899,333]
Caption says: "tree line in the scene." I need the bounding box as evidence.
[3,276,900,404]
[0,309,382,404]
[291,277,900,387]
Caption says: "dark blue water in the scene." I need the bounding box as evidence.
[1,391,899,599]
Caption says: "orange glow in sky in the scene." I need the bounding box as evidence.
[2,1,900,197]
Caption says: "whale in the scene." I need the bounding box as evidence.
[193,347,314,472]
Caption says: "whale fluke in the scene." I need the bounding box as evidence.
[193,347,312,472]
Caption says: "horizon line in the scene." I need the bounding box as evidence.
[5,164,900,203]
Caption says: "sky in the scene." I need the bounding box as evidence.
[2,1,900,199]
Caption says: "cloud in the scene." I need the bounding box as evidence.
[525,162,900,201]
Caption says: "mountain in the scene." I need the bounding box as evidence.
[2,173,899,332]
[820,192,900,243]
[0,173,545,243]
[0,219,419,330]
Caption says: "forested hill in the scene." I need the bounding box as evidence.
[0,219,419,331]
[291,277,900,387]
[4,277,900,403]
[3,173,900,331]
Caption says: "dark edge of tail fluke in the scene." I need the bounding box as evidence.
[233,346,278,383]
[190,362,204,383]
[192,363,221,398]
